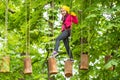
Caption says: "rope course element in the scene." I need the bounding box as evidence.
[79,1,89,70]
[4,0,8,50]
[64,0,73,78]
[24,0,32,74]
[0,0,10,73]
[48,0,58,75]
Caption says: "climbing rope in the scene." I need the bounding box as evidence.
[4,0,8,53]
[25,0,31,55]
[52,0,55,53]
[80,7,83,56]
[88,0,91,55]
[24,0,32,74]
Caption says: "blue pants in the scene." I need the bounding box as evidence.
[54,29,73,59]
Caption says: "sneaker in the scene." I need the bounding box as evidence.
[70,58,74,62]
[51,51,58,57]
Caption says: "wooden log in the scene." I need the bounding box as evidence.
[80,53,89,70]
[48,57,57,74]
[64,59,73,77]
[105,55,114,70]
[0,56,10,72]
[24,56,32,74]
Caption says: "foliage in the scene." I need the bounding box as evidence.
[0,0,120,80]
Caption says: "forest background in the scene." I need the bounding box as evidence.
[0,0,120,80]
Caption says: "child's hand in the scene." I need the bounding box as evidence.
[71,12,76,16]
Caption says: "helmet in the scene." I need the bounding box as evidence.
[61,5,70,13]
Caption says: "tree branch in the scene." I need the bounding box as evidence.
[8,8,15,14]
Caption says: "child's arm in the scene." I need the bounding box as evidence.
[71,12,78,24]
[72,15,78,24]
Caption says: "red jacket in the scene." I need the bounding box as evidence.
[61,14,78,31]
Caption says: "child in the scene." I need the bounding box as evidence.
[52,5,78,61]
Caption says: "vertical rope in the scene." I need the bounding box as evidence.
[88,0,91,54]
[70,0,72,9]
[5,0,8,53]
[25,0,30,55]
[80,10,83,55]
[25,0,28,55]
[28,0,31,55]
[70,0,72,40]
[52,0,54,52]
